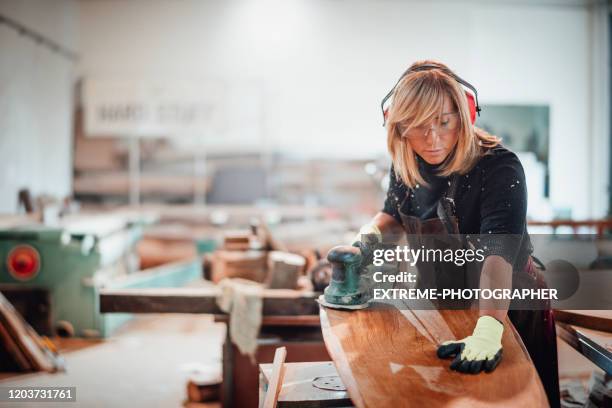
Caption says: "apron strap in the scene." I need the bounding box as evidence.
[397,173,461,217]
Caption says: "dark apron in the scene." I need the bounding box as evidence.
[398,175,560,407]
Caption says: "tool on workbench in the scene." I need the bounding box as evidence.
[318,244,371,310]
[318,223,382,310]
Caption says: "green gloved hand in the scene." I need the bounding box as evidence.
[437,315,504,374]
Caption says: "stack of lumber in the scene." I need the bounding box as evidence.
[0,293,63,372]
[73,109,211,201]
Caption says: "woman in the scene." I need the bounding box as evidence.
[356,60,560,406]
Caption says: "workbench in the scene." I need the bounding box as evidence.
[100,286,319,316]
[554,310,612,375]
[100,284,326,408]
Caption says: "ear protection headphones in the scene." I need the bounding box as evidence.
[380,63,481,126]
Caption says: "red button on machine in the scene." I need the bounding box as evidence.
[7,245,41,281]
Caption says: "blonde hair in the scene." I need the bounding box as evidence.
[386,60,499,188]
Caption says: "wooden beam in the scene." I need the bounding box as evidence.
[99,287,320,316]
[554,310,612,333]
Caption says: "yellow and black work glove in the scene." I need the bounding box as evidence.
[436,315,504,374]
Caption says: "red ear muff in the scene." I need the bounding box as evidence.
[381,64,481,126]
[465,91,477,125]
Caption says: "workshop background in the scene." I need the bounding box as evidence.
[0,0,610,407]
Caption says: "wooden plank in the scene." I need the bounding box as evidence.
[0,293,55,372]
[260,361,352,408]
[214,315,321,327]
[0,318,32,370]
[554,310,612,333]
[100,287,319,315]
[0,285,53,336]
[263,347,287,408]
[100,287,221,314]
[320,303,548,408]
[556,322,612,374]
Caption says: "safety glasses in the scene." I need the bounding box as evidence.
[398,112,461,141]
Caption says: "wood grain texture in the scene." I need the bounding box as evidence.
[320,303,548,408]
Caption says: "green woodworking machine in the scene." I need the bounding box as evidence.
[0,214,200,337]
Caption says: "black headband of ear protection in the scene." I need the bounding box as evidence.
[380,64,481,126]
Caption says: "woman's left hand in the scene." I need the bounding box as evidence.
[436,315,504,374]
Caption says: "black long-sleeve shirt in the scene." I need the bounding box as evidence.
[382,145,532,269]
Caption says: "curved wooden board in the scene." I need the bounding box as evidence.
[320,302,548,408]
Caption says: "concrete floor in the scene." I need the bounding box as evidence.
[0,314,225,408]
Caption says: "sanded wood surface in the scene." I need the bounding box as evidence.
[320,303,548,408]
[554,310,612,333]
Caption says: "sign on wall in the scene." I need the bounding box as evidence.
[83,78,225,138]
